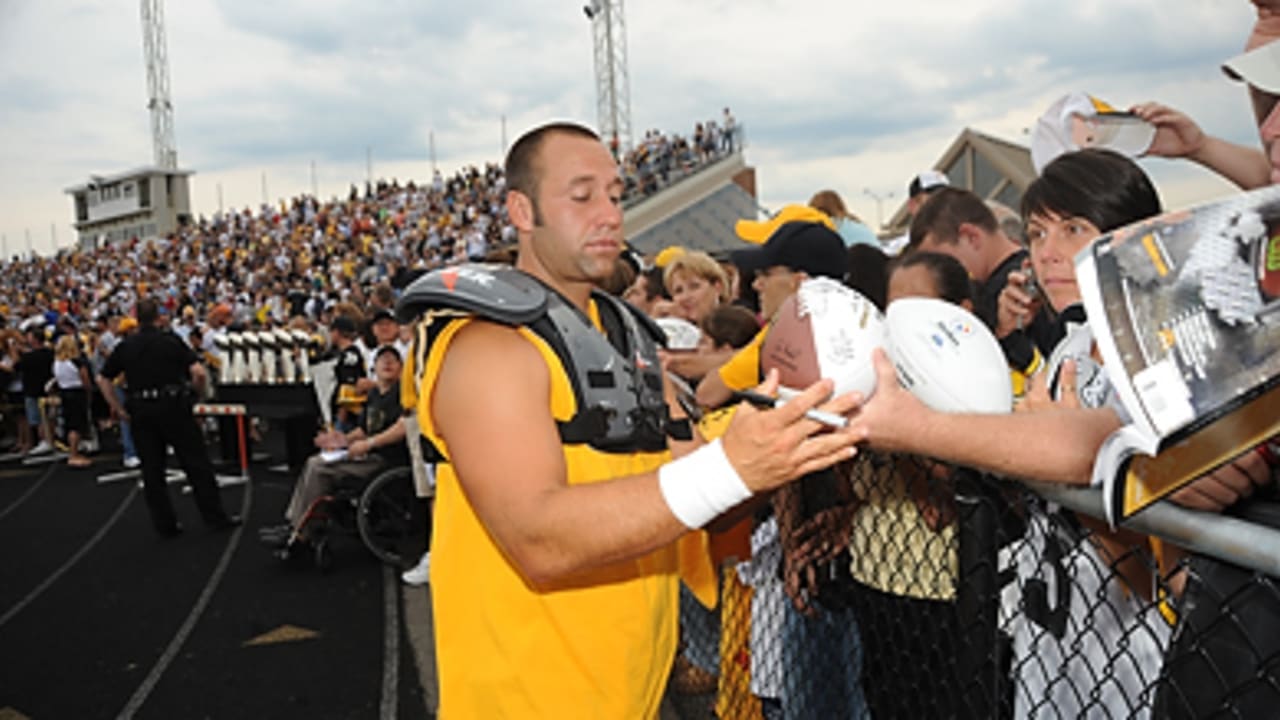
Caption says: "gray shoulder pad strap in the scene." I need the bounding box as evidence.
[395,264,549,325]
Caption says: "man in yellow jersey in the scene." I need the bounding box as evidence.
[404,121,864,718]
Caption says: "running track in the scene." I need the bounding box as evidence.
[0,453,433,719]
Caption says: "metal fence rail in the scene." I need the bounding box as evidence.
[667,452,1280,720]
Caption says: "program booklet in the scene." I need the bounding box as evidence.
[1075,185,1280,525]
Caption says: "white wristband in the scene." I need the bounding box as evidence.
[658,439,752,529]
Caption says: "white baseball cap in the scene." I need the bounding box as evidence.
[907,170,949,198]
[1223,39,1280,93]
[1030,92,1155,174]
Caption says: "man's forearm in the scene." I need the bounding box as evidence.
[865,407,1121,486]
[1190,136,1272,190]
[96,376,123,414]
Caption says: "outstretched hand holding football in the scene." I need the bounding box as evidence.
[720,369,861,493]
[844,347,928,452]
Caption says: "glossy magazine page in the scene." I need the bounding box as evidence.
[1077,186,1280,523]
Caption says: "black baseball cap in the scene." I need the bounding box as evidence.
[330,316,358,335]
[369,308,396,324]
[373,344,401,362]
[730,221,847,280]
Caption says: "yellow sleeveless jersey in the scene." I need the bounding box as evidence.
[716,326,767,392]
[415,308,705,719]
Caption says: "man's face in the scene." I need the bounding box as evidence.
[1246,14,1280,182]
[372,317,398,344]
[1248,84,1280,184]
[752,265,803,320]
[621,274,653,313]
[374,353,402,382]
[517,133,625,285]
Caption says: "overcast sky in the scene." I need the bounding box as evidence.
[0,0,1265,256]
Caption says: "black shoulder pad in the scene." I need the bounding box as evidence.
[395,264,549,325]
[597,291,666,346]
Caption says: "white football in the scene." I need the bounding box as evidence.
[655,316,702,351]
[761,277,886,397]
[885,297,1013,413]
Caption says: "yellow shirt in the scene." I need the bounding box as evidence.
[716,326,767,392]
[847,454,957,601]
[416,311,699,719]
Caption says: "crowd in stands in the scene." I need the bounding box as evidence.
[619,107,739,202]
[0,111,742,470]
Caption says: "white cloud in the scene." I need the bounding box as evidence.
[0,0,1265,256]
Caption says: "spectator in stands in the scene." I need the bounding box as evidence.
[17,325,54,455]
[51,334,92,468]
[104,316,140,468]
[327,316,366,432]
[722,107,737,153]
[809,190,880,248]
[1,330,29,454]
[367,308,406,363]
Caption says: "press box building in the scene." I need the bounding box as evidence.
[65,166,193,250]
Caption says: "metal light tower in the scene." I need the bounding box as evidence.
[585,0,633,152]
[140,0,178,169]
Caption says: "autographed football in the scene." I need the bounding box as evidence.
[885,297,1013,413]
[760,277,886,397]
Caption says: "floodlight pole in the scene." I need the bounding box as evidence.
[863,188,895,229]
[587,0,633,152]
[140,0,178,169]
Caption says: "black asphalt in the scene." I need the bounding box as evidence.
[0,450,430,719]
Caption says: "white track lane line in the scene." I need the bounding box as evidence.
[116,481,252,720]
[0,463,56,521]
[0,482,137,628]
[380,563,400,720]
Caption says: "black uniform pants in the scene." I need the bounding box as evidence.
[130,397,229,530]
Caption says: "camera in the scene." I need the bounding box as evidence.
[1022,264,1040,302]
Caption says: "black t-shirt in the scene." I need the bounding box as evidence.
[17,346,54,398]
[335,345,366,385]
[100,327,199,390]
[329,344,367,418]
[978,249,1063,372]
[361,381,408,466]
[287,290,308,318]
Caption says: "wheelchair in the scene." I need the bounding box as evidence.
[279,464,431,573]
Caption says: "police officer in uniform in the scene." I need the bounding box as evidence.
[97,298,240,537]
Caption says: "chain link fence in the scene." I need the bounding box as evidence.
[666,452,1280,719]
